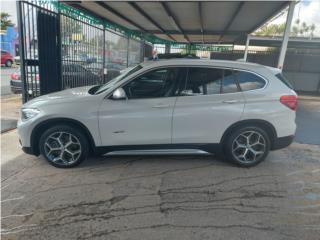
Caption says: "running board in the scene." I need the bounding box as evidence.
[103,149,211,156]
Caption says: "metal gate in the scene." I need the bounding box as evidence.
[17,1,144,102]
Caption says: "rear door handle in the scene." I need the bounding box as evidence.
[152,104,170,108]
[222,100,239,104]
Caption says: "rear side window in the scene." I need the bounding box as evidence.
[222,70,239,93]
[276,73,293,89]
[235,71,266,91]
[183,68,241,95]
[184,68,223,95]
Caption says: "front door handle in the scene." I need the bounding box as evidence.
[222,100,239,104]
[152,104,170,108]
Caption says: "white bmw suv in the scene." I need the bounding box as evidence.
[18,59,297,168]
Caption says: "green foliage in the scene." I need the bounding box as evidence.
[255,23,286,36]
[291,20,316,38]
[0,12,14,30]
[255,19,316,38]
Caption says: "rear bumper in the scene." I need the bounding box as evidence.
[272,135,294,150]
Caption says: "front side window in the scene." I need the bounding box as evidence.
[124,67,185,99]
[95,65,143,94]
[235,71,266,91]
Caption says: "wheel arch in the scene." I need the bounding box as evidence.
[220,119,277,148]
[31,118,96,156]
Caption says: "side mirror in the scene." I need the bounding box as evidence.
[112,88,127,100]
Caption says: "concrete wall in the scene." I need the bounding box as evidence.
[211,51,320,93]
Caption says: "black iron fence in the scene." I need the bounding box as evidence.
[17,1,144,102]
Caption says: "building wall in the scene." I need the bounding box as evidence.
[0,27,19,56]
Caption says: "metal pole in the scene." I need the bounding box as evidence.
[16,1,27,103]
[126,37,129,67]
[243,35,250,61]
[278,1,296,69]
[103,29,106,83]
[165,44,170,54]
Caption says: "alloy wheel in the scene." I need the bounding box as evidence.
[231,130,266,163]
[44,131,82,166]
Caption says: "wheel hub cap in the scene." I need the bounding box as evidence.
[44,132,82,166]
[232,130,266,163]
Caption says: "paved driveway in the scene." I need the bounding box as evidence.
[1,142,320,240]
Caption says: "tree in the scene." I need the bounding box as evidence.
[0,12,14,30]
[255,19,317,39]
[290,19,317,38]
[255,23,286,36]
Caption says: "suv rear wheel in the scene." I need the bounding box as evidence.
[39,125,88,168]
[224,126,270,167]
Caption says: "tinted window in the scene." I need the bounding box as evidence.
[222,70,239,93]
[235,71,265,91]
[183,68,223,95]
[124,68,185,99]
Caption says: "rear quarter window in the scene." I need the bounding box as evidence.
[235,71,266,91]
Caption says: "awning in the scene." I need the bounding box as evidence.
[64,1,290,44]
[238,36,320,49]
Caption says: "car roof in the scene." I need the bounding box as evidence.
[141,59,266,71]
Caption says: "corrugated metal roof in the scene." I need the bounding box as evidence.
[65,1,290,44]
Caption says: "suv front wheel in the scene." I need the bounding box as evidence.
[39,125,89,168]
[224,126,271,167]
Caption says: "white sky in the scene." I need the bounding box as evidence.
[1,0,320,36]
[271,0,320,36]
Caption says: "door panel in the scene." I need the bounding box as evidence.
[99,97,176,146]
[98,67,185,146]
[172,67,245,144]
[172,93,245,143]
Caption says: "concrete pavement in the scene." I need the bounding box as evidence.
[295,100,320,145]
[1,95,319,240]
[1,136,320,239]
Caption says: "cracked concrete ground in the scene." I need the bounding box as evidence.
[1,141,320,240]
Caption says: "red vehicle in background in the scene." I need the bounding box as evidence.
[1,50,14,67]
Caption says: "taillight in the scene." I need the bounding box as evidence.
[280,95,298,111]
[11,73,20,80]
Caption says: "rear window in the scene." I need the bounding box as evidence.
[276,73,293,89]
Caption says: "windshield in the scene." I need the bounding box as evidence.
[95,65,143,94]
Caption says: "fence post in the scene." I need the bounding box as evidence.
[16,1,27,103]
[126,37,129,67]
[103,29,106,83]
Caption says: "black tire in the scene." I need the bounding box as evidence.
[39,125,89,168]
[224,126,270,167]
[5,60,13,67]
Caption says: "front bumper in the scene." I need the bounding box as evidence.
[22,146,35,155]
[272,135,294,150]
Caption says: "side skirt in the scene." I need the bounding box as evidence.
[94,143,222,156]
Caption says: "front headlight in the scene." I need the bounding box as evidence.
[21,108,40,121]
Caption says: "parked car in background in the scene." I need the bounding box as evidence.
[1,50,14,67]
[10,68,40,94]
[14,55,20,65]
[10,64,101,94]
[18,59,297,168]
